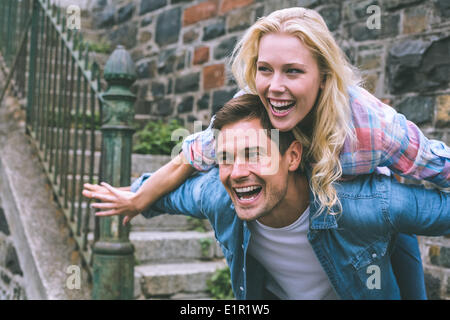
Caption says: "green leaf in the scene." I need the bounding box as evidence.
[132,119,184,155]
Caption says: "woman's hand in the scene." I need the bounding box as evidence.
[82,182,139,226]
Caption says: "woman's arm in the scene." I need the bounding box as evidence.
[83,153,195,224]
[132,153,195,213]
[83,116,219,224]
[343,86,449,187]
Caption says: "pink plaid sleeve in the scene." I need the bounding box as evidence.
[181,116,217,171]
[181,89,248,171]
[341,86,450,187]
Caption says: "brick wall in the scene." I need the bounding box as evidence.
[85,0,450,299]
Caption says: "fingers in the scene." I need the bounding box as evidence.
[82,190,93,198]
[122,214,138,226]
[95,210,119,217]
[82,183,110,199]
[91,202,117,209]
[83,183,104,192]
[89,192,117,202]
[100,182,121,197]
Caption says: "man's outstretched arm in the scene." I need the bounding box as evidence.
[85,169,212,224]
[129,170,207,220]
[83,153,195,224]
[388,178,450,236]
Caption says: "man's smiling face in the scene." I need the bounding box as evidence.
[217,118,291,221]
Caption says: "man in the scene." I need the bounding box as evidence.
[85,95,449,299]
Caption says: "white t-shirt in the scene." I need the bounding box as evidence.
[248,206,338,300]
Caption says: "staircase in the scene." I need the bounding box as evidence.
[131,215,226,299]
[129,154,227,299]
[73,129,227,299]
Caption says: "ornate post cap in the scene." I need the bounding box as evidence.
[104,45,137,85]
[101,45,137,128]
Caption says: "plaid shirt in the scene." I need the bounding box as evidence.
[182,86,450,188]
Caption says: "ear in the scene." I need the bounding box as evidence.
[320,75,326,90]
[286,141,302,172]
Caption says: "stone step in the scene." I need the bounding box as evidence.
[75,200,213,233]
[131,230,222,264]
[135,260,227,299]
[130,213,212,232]
[130,154,171,179]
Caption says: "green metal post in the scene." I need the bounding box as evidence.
[92,45,136,300]
[26,0,39,127]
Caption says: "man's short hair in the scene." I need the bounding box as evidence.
[212,94,296,155]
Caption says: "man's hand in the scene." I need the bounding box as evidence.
[82,182,139,226]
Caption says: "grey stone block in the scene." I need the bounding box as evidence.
[140,0,167,16]
[175,72,200,94]
[203,19,226,41]
[155,7,182,47]
[212,88,237,114]
[396,96,434,125]
[213,36,237,60]
[177,96,194,114]
[131,231,220,263]
[136,260,227,297]
[107,22,138,49]
[117,3,135,24]
[319,5,341,32]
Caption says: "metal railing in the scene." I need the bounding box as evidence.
[0,0,32,101]
[0,0,136,299]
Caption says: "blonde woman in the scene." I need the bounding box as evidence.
[84,7,449,298]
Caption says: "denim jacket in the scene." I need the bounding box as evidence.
[131,168,450,300]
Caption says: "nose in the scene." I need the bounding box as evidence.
[269,72,286,93]
[230,161,250,181]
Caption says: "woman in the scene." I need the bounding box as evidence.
[84,7,449,298]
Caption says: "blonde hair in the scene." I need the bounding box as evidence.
[231,7,360,216]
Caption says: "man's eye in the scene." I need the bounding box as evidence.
[218,153,234,164]
[247,151,260,161]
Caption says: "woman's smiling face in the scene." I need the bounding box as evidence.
[255,32,323,132]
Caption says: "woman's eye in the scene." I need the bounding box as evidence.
[287,68,304,74]
[257,66,271,72]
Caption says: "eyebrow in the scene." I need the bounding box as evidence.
[257,60,308,69]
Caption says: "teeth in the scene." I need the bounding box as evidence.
[240,195,256,201]
[269,99,294,107]
[235,186,259,193]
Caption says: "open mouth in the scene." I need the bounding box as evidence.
[268,99,296,116]
[233,185,263,203]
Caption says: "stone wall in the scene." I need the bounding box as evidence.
[83,0,450,299]
[0,203,27,300]
[86,0,450,133]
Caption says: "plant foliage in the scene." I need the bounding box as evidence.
[133,119,184,155]
[207,266,234,300]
